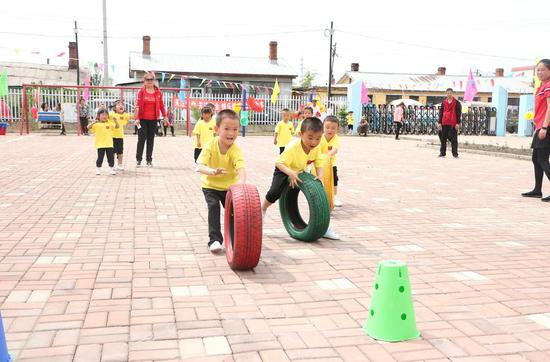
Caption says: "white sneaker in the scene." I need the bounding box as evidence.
[209,241,223,253]
[194,164,200,172]
[95,168,101,175]
[109,167,117,175]
[117,165,124,171]
[323,226,340,240]
[334,197,343,207]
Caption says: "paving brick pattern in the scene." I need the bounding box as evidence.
[1,133,550,361]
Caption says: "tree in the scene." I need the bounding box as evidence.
[300,70,316,88]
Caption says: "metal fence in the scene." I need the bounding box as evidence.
[363,104,497,136]
[1,86,348,131]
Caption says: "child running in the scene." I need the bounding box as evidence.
[193,106,216,166]
[295,107,313,137]
[346,111,355,135]
[320,115,343,207]
[274,108,295,154]
[197,109,246,253]
[88,109,119,175]
[109,100,131,171]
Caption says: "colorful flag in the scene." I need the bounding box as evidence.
[56,52,65,57]
[161,72,166,83]
[0,68,8,97]
[463,69,478,102]
[361,81,369,105]
[271,79,280,105]
[179,77,186,102]
[168,74,175,82]
[242,88,247,111]
[83,72,90,101]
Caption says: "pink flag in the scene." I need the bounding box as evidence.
[83,71,91,100]
[463,69,478,102]
[361,81,369,104]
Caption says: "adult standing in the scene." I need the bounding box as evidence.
[437,88,462,158]
[393,102,405,140]
[522,59,550,202]
[134,72,167,167]
[79,98,90,135]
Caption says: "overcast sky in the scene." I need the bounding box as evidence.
[0,0,546,85]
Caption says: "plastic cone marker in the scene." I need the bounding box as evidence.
[364,260,420,342]
[0,311,11,362]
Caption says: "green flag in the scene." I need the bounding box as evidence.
[0,68,7,97]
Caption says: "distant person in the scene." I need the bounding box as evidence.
[358,116,368,136]
[79,98,90,135]
[134,72,167,167]
[274,108,295,154]
[109,100,131,171]
[437,88,462,158]
[56,103,66,136]
[346,111,354,135]
[393,102,405,140]
[522,59,550,202]
[88,109,119,176]
[164,106,175,136]
[295,107,313,137]
[193,107,216,167]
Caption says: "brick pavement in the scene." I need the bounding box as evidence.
[1,133,550,361]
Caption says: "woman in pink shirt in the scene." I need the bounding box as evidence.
[393,102,405,140]
[522,59,550,202]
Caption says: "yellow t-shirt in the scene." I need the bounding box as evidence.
[275,121,295,147]
[193,119,216,148]
[320,134,340,165]
[109,112,130,139]
[90,121,114,149]
[276,139,324,172]
[295,120,303,135]
[346,114,354,126]
[199,137,246,191]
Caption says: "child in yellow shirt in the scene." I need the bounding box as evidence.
[346,111,355,135]
[88,109,119,175]
[274,108,295,154]
[197,109,247,253]
[320,115,343,207]
[193,106,216,163]
[295,107,313,136]
[109,100,131,171]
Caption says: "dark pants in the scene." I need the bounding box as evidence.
[266,168,289,203]
[532,148,550,193]
[136,120,156,162]
[97,148,114,167]
[60,123,66,135]
[80,117,88,135]
[439,125,458,156]
[202,188,227,245]
[194,148,202,162]
[395,122,402,139]
[164,125,175,136]
[279,147,285,154]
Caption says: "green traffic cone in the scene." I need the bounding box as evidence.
[364,260,420,342]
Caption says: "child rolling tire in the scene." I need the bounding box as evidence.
[224,184,263,270]
[279,172,330,242]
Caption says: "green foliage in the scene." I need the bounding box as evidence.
[300,70,316,88]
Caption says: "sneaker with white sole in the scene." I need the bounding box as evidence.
[146,161,153,167]
[334,197,343,207]
[209,241,223,253]
[95,168,101,175]
[194,164,200,172]
[323,226,340,240]
[109,167,117,175]
[117,165,124,171]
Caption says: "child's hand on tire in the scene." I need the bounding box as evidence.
[289,171,302,188]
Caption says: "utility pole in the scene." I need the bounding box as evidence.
[74,20,80,85]
[102,0,109,85]
[326,21,335,101]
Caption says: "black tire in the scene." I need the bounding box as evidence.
[279,172,330,242]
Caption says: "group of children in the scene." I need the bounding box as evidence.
[197,107,344,253]
[88,100,131,175]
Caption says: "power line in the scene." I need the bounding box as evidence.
[338,29,532,61]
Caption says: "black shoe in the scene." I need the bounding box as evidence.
[521,190,542,198]
[136,160,141,167]
[146,161,153,167]
[453,155,459,158]
[438,154,446,158]
[542,195,550,202]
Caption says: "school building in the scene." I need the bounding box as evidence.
[119,36,298,97]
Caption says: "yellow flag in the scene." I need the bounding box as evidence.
[271,79,280,105]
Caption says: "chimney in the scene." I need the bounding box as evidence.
[437,67,446,76]
[142,35,151,56]
[68,41,78,69]
[269,41,278,63]
[351,63,359,72]
[495,68,504,77]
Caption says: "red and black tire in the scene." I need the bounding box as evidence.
[224,184,263,270]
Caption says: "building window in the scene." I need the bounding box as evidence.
[409,96,419,101]
[427,96,444,106]
[508,98,519,106]
[386,95,402,103]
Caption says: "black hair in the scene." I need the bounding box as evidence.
[323,115,339,125]
[41,102,48,111]
[538,59,550,71]
[348,111,353,113]
[205,103,215,111]
[201,106,213,114]
[281,108,290,112]
[446,88,454,92]
[303,106,314,114]
[216,109,238,127]
[96,109,109,120]
[300,117,323,134]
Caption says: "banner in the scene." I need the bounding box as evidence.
[172,97,265,112]
[463,69,478,102]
